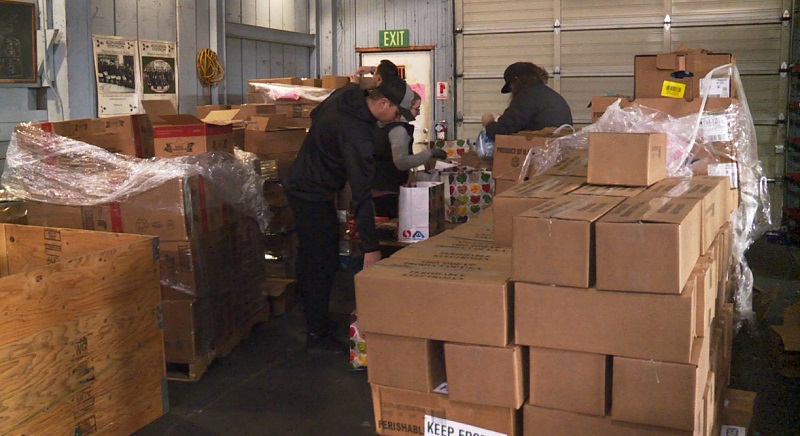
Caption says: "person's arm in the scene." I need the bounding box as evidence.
[388,126,432,171]
[484,92,531,139]
[342,125,382,255]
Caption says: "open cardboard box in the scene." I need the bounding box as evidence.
[142,100,234,157]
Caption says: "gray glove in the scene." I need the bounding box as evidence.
[430,148,448,160]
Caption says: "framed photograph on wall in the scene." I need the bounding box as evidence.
[0,0,37,83]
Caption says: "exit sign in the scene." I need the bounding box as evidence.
[379,29,409,48]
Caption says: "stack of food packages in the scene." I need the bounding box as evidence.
[3,121,269,375]
[355,57,768,435]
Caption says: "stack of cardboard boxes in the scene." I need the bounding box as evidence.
[356,48,755,435]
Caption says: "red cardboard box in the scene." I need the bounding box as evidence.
[143,100,234,158]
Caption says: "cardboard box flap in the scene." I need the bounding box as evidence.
[573,185,645,197]
[645,176,729,198]
[142,99,178,119]
[600,196,702,224]
[498,175,585,199]
[542,150,588,176]
[655,53,686,71]
[201,109,242,126]
[156,113,204,126]
[234,103,277,120]
[365,256,511,286]
[521,194,624,221]
[246,113,288,131]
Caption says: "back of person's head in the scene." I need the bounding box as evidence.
[376,60,399,80]
[501,62,549,94]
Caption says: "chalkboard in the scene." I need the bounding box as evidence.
[0,1,36,83]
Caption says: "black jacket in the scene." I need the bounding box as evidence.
[285,83,381,252]
[373,121,414,193]
[486,81,573,139]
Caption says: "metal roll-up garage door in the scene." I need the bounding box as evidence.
[455,0,789,222]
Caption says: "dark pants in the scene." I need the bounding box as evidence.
[287,193,340,336]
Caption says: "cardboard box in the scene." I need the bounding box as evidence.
[541,149,588,177]
[512,194,624,288]
[25,201,90,230]
[244,127,308,182]
[286,117,312,129]
[587,132,667,187]
[300,78,322,87]
[371,385,519,436]
[634,50,734,100]
[611,337,710,431]
[493,174,585,246]
[572,184,645,197]
[494,128,570,183]
[444,343,527,409]
[703,371,716,436]
[0,225,165,434]
[515,281,696,363]
[36,114,155,158]
[367,334,445,393]
[159,239,206,300]
[197,104,231,119]
[263,277,296,316]
[693,253,718,338]
[590,96,737,123]
[643,176,729,254]
[393,233,511,269]
[321,75,351,89]
[121,176,202,241]
[0,200,26,224]
[355,256,512,346]
[142,100,234,158]
[524,405,693,436]
[161,298,215,364]
[596,195,702,294]
[248,77,303,86]
[530,348,609,416]
[719,389,756,430]
[248,113,289,130]
[494,178,518,195]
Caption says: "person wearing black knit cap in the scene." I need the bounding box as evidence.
[284,75,416,353]
[481,62,573,139]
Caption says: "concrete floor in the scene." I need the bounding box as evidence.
[135,235,800,436]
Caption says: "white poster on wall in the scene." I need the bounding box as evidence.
[139,39,178,111]
[93,35,140,117]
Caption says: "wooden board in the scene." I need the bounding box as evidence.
[0,224,166,434]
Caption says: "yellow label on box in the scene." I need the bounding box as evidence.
[661,81,686,99]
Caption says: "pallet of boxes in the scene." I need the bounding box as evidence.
[355,48,762,436]
[9,105,270,383]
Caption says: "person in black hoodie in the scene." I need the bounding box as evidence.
[285,75,416,352]
[481,62,573,139]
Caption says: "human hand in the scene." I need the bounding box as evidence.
[430,148,448,160]
[363,250,382,267]
[481,113,495,127]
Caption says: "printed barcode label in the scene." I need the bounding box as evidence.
[661,81,686,99]
[699,115,732,142]
[700,78,731,98]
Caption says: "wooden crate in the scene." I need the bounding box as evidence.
[0,224,166,434]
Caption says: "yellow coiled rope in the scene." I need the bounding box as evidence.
[196,48,225,86]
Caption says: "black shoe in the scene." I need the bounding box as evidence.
[306,332,347,354]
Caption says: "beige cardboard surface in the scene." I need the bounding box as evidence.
[529,348,609,416]
[355,256,512,346]
[587,132,667,187]
[367,334,446,393]
[36,114,155,158]
[590,96,737,123]
[596,195,702,294]
[515,281,696,363]
[512,194,623,288]
[611,336,710,431]
[634,51,734,100]
[524,405,691,436]
[493,129,566,182]
[541,149,588,177]
[371,384,519,436]
[493,174,585,246]
[573,184,646,197]
[444,343,527,409]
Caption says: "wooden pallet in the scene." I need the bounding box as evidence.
[215,303,271,359]
[166,348,215,382]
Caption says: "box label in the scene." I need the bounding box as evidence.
[424,415,505,436]
[660,81,686,99]
[708,163,738,189]
[700,77,731,98]
[700,114,732,143]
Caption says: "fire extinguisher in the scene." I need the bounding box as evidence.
[435,120,447,141]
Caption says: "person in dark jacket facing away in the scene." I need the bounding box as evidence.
[372,91,448,218]
[284,75,416,352]
[481,62,573,139]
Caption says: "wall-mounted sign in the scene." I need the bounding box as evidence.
[379,29,409,48]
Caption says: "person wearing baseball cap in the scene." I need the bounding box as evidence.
[284,74,416,353]
[481,61,573,139]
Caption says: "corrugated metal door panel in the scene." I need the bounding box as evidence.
[462,0,554,30]
[756,124,781,179]
[561,0,664,27]
[671,24,783,73]
[741,75,783,123]
[561,29,664,76]
[462,33,555,76]
[462,78,511,119]
[671,0,783,24]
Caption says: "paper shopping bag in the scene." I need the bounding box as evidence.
[397,181,445,243]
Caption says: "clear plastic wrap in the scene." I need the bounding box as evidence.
[530,63,771,330]
[3,123,270,233]
[248,82,335,102]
